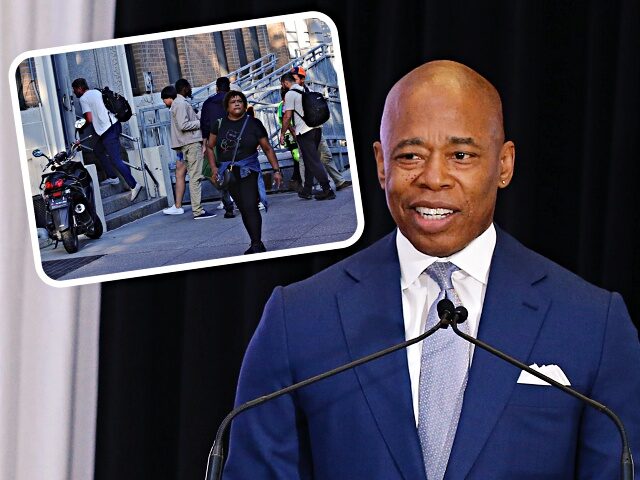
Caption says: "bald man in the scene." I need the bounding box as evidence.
[223,61,640,479]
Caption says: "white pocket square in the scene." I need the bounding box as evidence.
[517,363,571,386]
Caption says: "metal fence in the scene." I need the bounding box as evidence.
[136,44,348,172]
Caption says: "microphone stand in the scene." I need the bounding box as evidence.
[205,319,449,480]
[441,300,634,480]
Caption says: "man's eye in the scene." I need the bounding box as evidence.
[397,153,421,160]
[453,152,473,160]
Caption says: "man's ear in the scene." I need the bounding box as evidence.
[373,141,386,189]
[498,140,515,188]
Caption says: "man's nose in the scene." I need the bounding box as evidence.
[415,154,453,190]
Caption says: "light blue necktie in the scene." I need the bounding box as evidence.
[418,262,470,480]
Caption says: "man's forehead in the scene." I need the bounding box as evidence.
[381,62,504,144]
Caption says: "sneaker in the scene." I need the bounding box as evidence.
[100,177,120,186]
[314,189,336,201]
[163,204,184,215]
[194,210,216,220]
[130,184,143,201]
[224,211,235,219]
[298,191,313,200]
[336,180,352,191]
[244,241,267,254]
[216,201,225,210]
[258,202,266,211]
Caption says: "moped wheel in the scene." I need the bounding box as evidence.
[85,217,103,239]
[61,227,79,253]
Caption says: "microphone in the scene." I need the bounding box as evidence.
[204,314,450,480]
[437,298,635,480]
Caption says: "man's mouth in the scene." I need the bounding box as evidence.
[415,207,455,220]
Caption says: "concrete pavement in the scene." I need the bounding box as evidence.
[38,182,360,283]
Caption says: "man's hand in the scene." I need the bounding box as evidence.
[273,171,283,189]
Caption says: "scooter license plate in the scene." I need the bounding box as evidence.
[49,197,68,209]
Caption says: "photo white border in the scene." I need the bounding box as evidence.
[9,10,364,288]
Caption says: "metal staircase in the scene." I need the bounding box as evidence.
[99,178,166,231]
[135,44,348,200]
[98,147,167,231]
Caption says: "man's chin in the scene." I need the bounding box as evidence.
[403,229,467,258]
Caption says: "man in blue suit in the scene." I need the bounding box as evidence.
[223,60,640,478]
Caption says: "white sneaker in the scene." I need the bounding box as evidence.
[163,204,184,215]
[100,177,120,186]
[216,201,225,210]
[258,202,265,211]
[130,184,143,201]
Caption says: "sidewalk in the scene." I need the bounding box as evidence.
[38,184,359,282]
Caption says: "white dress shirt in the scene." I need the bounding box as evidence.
[397,224,497,424]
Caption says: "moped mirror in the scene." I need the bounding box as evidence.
[74,118,87,129]
[32,149,44,157]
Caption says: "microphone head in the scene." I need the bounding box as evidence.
[454,306,469,324]
[437,299,455,321]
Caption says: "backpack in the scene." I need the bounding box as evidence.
[289,87,330,128]
[99,87,133,122]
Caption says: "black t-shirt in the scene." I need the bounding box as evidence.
[211,115,268,163]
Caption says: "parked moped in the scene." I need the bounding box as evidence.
[33,119,103,253]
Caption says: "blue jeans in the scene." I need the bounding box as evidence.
[95,122,137,188]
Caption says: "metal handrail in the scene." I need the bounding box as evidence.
[190,53,277,103]
[135,43,347,173]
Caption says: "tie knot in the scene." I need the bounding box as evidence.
[425,261,459,291]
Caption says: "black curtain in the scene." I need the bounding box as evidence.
[98,1,640,479]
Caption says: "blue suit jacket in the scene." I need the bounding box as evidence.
[224,228,640,479]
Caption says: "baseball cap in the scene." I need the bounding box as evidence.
[290,66,306,78]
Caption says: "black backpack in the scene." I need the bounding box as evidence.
[99,87,133,122]
[290,87,330,128]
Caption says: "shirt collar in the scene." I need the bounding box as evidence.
[397,224,496,289]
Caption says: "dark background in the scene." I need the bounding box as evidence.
[98,1,639,478]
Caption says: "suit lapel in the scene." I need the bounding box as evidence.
[445,229,550,479]
[337,233,426,480]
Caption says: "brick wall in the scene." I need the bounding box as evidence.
[222,30,241,74]
[131,41,170,93]
[126,22,297,95]
[241,26,271,63]
[16,59,39,108]
[266,23,291,68]
[257,25,270,58]
[175,34,219,89]
[241,28,255,63]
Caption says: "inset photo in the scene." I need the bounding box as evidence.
[10,11,363,286]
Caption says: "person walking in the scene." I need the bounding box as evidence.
[161,80,215,219]
[290,66,352,191]
[71,78,143,201]
[206,91,282,254]
[280,73,335,201]
[276,87,303,192]
[201,76,235,217]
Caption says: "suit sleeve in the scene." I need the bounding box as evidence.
[577,292,640,479]
[223,286,312,479]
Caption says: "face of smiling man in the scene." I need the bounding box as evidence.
[374,61,515,257]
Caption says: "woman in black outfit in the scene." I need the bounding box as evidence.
[206,91,282,254]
